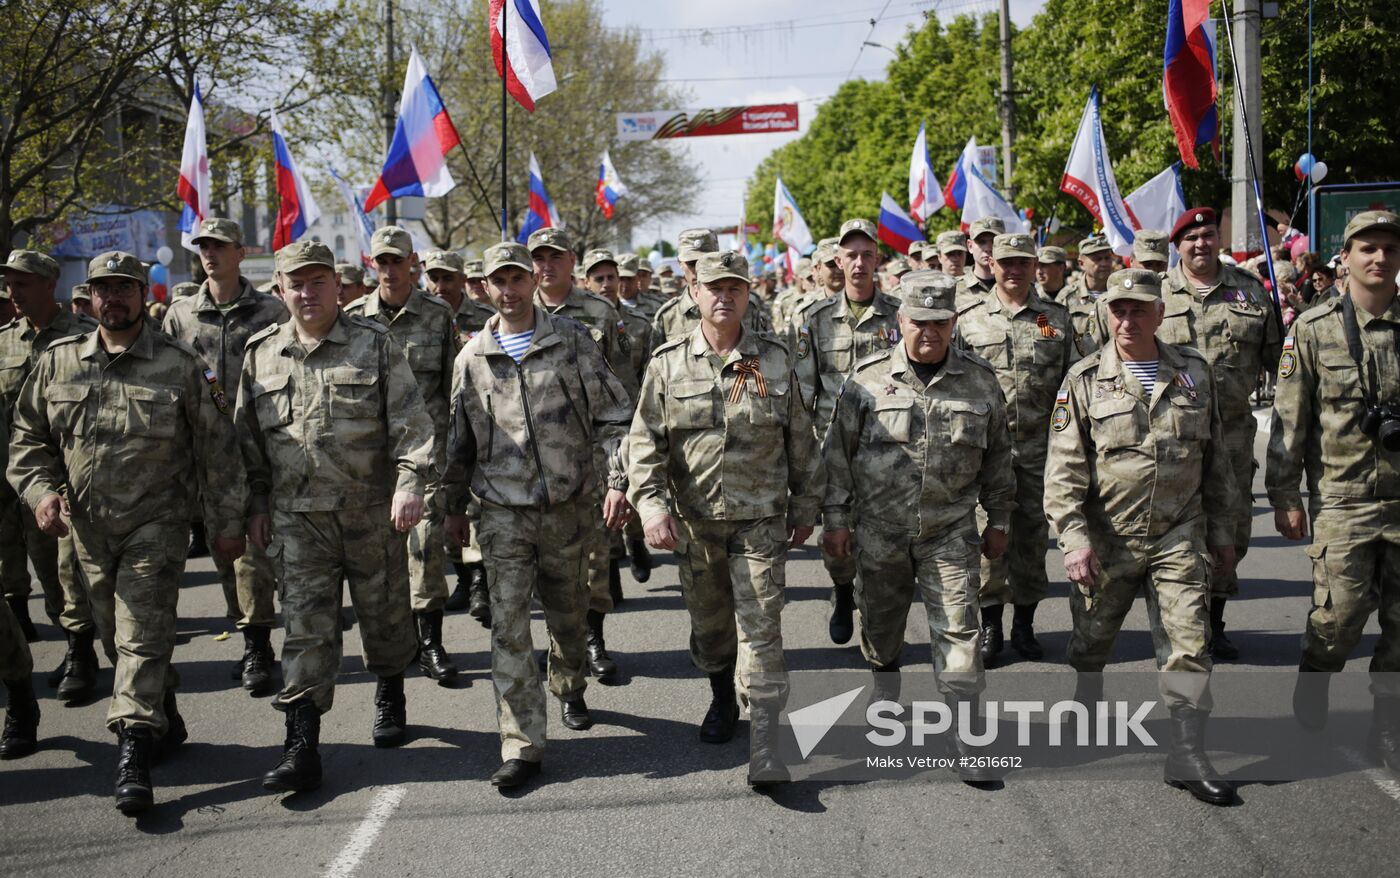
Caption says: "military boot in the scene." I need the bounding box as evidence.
[1163,706,1235,805]
[263,701,322,792]
[241,625,276,696]
[561,694,594,731]
[155,688,188,763]
[466,565,491,628]
[371,674,407,747]
[1063,672,1103,745]
[415,610,458,685]
[1367,696,1400,775]
[1208,599,1239,661]
[829,581,855,645]
[585,609,619,684]
[6,595,37,643]
[627,537,653,583]
[747,698,789,788]
[608,559,624,606]
[114,726,155,814]
[980,604,1005,668]
[445,562,472,612]
[700,668,740,743]
[1009,603,1043,660]
[952,695,998,788]
[56,628,97,704]
[0,677,40,760]
[1292,659,1331,732]
[871,660,901,707]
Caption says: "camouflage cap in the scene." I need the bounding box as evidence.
[677,228,719,262]
[1344,209,1400,244]
[897,270,958,321]
[1078,234,1112,256]
[659,276,683,295]
[616,252,640,278]
[814,241,839,264]
[838,218,878,246]
[581,248,618,276]
[464,259,486,279]
[967,217,1005,241]
[275,240,336,274]
[190,217,243,246]
[87,251,147,283]
[795,256,813,278]
[1132,230,1170,265]
[370,226,414,258]
[634,260,653,276]
[3,250,60,280]
[1037,245,1068,264]
[483,241,533,276]
[887,256,912,277]
[422,249,465,274]
[906,240,927,260]
[335,262,365,285]
[992,233,1036,261]
[1101,268,1162,305]
[172,282,200,299]
[527,226,574,254]
[936,230,969,254]
[70,283,91,301]
[695,251,751,284]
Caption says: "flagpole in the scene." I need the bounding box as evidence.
[500,3,509,242]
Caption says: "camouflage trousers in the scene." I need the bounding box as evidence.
[585,496,615,616]
[70,517,184,735]
[675,515,788,705]
[977,436,1050,608]
[854,521,984,697]
[407,511,450,613]
[267,505,416,714]
[478,495,592,763]
[821,513,861,591]
[0,594,33,682]
[1066,516,1213,711]
[1,486,92,633]
[1302,498,1400,696]
[1212,417,1258,597]
[212,538,277,629]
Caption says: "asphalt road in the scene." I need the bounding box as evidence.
[1,413,1396,877]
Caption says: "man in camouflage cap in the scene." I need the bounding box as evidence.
[936,230,970,277]
[1035,245,1069,301]
[628,249,821,788]
[336,262,370,308]
[906,240,929,272]
[615,252,658,322]
[70,283,95,318]
[652,228,771,345]
[787,237,846,328]
[0,248,98,703]
[162,217,287,697]
[239,240,435,794]
[9,250,249,812]
[1055,234,1115,358]
[956,218,1005,304]
[1045,266,1239,806]
[443,240,633,790]
[1163,207,1282,657]
[822,270,1013,784]
[1133,229,1171,274]
[346,226,463,684]
[463,258,491,304]
[956,233,1076,665]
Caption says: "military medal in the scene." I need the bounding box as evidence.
[203,368,229,414]
[1173,372,1198,400]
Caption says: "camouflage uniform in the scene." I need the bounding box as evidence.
[1058,279,1107,358]
[443,302,632,763]
[237,311,434,714]
[0,597,31,681]
[451,296,496,345]
[162,275,286,630]
[823,338,1013,695]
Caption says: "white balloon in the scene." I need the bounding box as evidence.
[1048,216,1062,234]
[1309,161,1329,183]
[156,245,174,266]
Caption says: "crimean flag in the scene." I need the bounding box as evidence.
[907,122,945,225]
[177,84,211,253]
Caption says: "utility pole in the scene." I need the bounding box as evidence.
[1230,0,1263,255]
[998,0,1017,200]
[383,0,398,225]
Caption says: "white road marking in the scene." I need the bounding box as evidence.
[323,785,407,878]
[1339,747,1400,805]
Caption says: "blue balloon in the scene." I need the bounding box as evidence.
[149,263,168,285]
[1296,153,1316,175]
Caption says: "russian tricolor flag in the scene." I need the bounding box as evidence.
[490,0,557,113]
[596,150,627,220]
[942,136,977,212]
[177,84,210,253]
[271,111,321,251]
[517,152,561,244]
[877,192,925,256]
[1163,0,1218,169]
[364,48,462,212]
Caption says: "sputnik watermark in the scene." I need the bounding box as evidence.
[865,699,1158,748]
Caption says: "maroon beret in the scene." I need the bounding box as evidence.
[1170,207,1218,243]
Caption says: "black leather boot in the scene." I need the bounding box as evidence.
[0,676,39,759]
[829,581,855,645]
[1009,603,1043,660]
[466,565,491,627]
[871,660,901,706]
[561,694,593,731]
[6,595,37,643]
[415,610,458,684]
[263,701,323,792]
[747,697,789,788]
[114,726,155,813]
[445,562,472,612]
[57,628,97,704]
[155,688,188,763]
[1209,599,1239,661]
[700,668,740,743]
[586,609,619,684]
[490,758,541,788]
[1293,658,1330,732]
[1163,706,1235,805]
[627,537,653,583]
[1367,696,1400,775]
[980,604,1005,667]
[953,695,998,788]
[608,559,624,605]
[372,674,407,747]
[241,626,276,696]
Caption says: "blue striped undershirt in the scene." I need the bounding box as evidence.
[1123,359,1159,391]
[493,328,534,363]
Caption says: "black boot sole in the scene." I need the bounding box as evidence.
[115,790,153,814]
[1166,778,1235,805]
[263,773,322,793]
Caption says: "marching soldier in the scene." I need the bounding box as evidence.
[955,218,1003,305]
[1267,211,1400,770]
[1133,230,1171,274]
[162,217,287,696]
[1059,234,1114,358]
[616,252,661,323]
[336,262,371,308]
[1035,246,1069,301]
[442,241,633,790]
[70,283,95,319]
[955,233,1075,665]
[1162,208,1283,658]
[786,238,844,328]
[347,227,463,685]
[1044,267,1239,806]
[936,230,970,278]
[652,229,771,345]
[821,270,1014,784]
[464,259,491,305]
[239,240,434,794]
[9,251,248,813]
